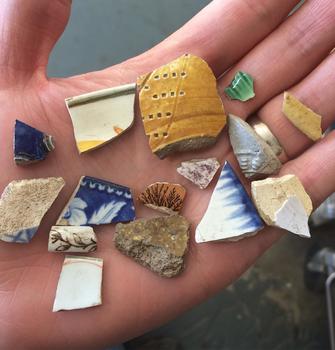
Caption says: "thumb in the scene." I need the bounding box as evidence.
[0,0,71,85]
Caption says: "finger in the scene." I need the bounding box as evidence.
[0,0,71,83]
[116,0,299,77]
[218,0,335,117]
[258,52,335,160]
[282,131,335,208]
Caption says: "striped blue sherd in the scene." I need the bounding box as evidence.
[196,161,263,242]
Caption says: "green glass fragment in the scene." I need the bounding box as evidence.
[224,71,255,102]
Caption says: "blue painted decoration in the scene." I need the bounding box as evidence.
[196,161,263,242]
[1,227,38,243]
[57,176,136,226]
[14,119,55,165]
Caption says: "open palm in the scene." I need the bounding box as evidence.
[1,0,335,349]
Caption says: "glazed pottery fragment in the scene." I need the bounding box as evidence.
[251,174,313,226]
[14,119,55,165]
[114,215,190,278]
[249,116,283,157]
[48,226,97,253]
[138,182,186,215]
[57,176,135,226]
[274,196,310,238]
[176,158,220,189]
[65,83,136,153]
[282,92,322,141]
[228,114,281,179]
[195,161,263,243]
[53,255,103,312]
[0,177,64,243]
[137,53,227,158]
[224,71,255,102]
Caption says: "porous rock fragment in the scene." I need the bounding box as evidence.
[114,215,190,278]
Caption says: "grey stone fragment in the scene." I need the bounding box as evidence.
[114,215,190,278]
[228,114,281,179]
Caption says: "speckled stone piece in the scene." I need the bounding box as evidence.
[228,114,281,179]
[114,215,190,278]
[177,158,220,189]
[282,92,322,141]
[137,54,227,158]
[0,177,65,243]
[251,174,313,226]
[138,182,186,215]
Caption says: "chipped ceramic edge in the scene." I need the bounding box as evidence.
[1,227,38,243]
[224,71,255,102]
[48,226,97,253]
[274,196,311,238]
[53,255,103,312]
[65,83,136,107]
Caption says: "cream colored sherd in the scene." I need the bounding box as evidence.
[282,92,322,141]
[251,174,313,226]
[0,177,65,243]
[66,83,136,153]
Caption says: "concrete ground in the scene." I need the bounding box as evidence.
[48,1,332,349]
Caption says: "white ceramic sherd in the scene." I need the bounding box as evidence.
[53,255,103,312]
[66,83,136,153]
[275,196,311,238]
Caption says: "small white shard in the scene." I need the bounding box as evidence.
[275,196,311,238]
[66,83,136,153]
[177,158,220,189]
[48,226,97,253]
[53,255,103,312]
[0,177,65,243]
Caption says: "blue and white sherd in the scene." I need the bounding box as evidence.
[1,227,38,243]
[195,161,263,243]
[14,119,54,165]
[57,176,136,226]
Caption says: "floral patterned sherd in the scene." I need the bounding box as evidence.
[57,176,136,226]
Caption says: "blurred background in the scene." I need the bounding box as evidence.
[48,1,333,349]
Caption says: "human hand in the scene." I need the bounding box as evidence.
[0,0,335,348]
